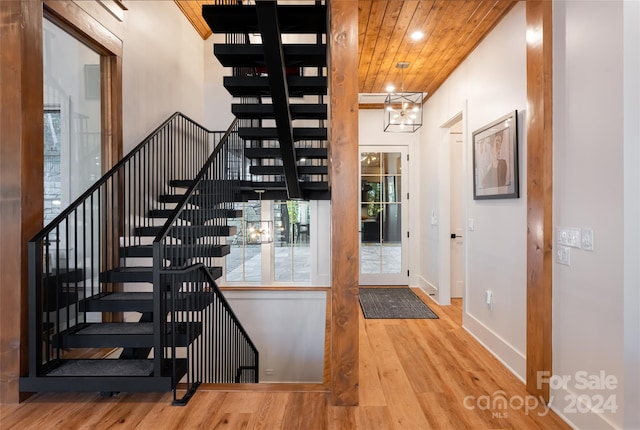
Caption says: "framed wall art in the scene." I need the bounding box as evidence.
[472,110,519,200]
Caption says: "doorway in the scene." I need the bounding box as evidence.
[449,120,465,299]
[359,146,408,285]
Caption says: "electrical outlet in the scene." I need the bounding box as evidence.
[265,369,274,376]
[556,245,571,266]
[557,227,581,248]
[581,228,594,251]
[485,290,493,310]
[485,290,493,305]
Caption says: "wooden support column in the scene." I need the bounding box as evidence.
[0,0,44,404]
[526,0,553,402]
[329,0,359,406]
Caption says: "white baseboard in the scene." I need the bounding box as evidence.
[463,312,526,382]
[417,276,438,300]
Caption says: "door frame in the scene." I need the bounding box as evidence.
[438,110,467,306]
[359,145,409,286]
[1,0,123,403]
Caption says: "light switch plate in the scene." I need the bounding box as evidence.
[557,227,581,248]
[581,228,594,251]
[467,218,475,232]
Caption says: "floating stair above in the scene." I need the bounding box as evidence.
[205,1,329,200]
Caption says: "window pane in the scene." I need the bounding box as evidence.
[274,201,310,282]
[226,201,262,282]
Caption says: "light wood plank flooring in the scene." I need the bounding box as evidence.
[0,289,570,429]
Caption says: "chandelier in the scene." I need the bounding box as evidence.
[383,62,423,133]
[245,190,273,244]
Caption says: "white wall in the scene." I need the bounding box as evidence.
[418,2,528,378]
[76,0,206,150]
[204,33,235,131]
[223,290,327,383]
[553,1,635,429]
[623,2,640,428]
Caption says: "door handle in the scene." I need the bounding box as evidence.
[450,233,463,239]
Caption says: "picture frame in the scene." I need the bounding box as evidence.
[472,110,519,200]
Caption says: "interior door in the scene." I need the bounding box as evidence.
[359,146,408,285]
[450,132,464,298]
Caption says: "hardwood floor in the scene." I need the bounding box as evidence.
[0,289,570,429]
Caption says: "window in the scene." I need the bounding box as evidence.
[225,200,312,284]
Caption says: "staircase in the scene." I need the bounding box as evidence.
[21,0,328,405]
[21,114,259,405]
[203,0,330,200]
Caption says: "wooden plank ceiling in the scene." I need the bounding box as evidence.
[175,0,518,101]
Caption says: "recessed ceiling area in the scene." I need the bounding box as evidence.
[174,0,518,102]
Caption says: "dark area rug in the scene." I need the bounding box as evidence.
[359,288,439,319]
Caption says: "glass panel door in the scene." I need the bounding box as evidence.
[359,147,408,285]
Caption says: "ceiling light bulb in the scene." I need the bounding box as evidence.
[386,84,395,93]
[411,31,424,41]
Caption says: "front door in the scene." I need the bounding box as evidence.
[359,147,408,285]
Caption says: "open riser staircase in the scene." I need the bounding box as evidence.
[21,114,259,405]
[203,0,330,200]
[21,0,329,405]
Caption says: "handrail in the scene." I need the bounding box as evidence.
[154,117,238,243]
[31,112,214,242]
[26,112,224,385]
[160,262,259,360]
[160,261,259,404]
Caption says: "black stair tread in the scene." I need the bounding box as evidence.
[238,188,330,201]
[250,165,327,175]
[232,104,327,120]
[81,292,153,312]
[239,127,327,141]
[55,322,202,348]
[81,291,217,313]
[224,76,327,97]
[158,194,240,204]
[239,181,329,191]
[121,244,231,258]
[168,178,239,189]
[100,266,223,283]
[244,147,327,159]
[159,193,219,203]
[20,358,187,392]
[46,359,154,377]
[76,322,154,336]
[214,44,326,68]
[133,225,237,237]
[203,4,326,35]
[147,209,243,223]
[100,267,153,282]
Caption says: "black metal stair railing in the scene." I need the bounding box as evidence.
[24,111,259,401]
[153,119,259,404]
[25,112,223,385]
